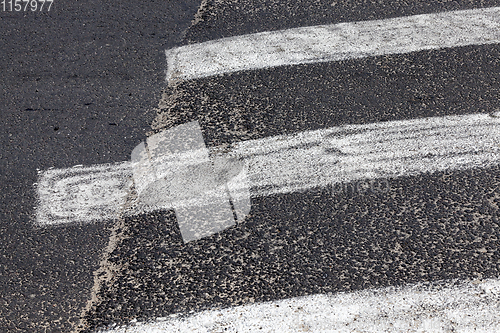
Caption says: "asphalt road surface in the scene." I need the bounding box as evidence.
[0,1,200,331]
[2,0,500,332]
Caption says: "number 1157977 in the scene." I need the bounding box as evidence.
[2,0,53,11]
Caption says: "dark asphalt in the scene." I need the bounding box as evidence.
[2,0,500,332]
[0,1,201,332]
[152,44,500,144]
[182,0,500,44]
[85,166,500,329]
[78,0,500,332]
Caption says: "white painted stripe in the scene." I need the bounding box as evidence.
[99,278,500,333]
[165,7,500,83]
[36,163,133,226]
[225,113,500,198]
[35,113,500,226]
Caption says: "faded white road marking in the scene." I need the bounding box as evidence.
[165,7,500,83]
[100,278,500,333]
[36,163,133,226]
[35,113,500,227]
[131,120,251,242]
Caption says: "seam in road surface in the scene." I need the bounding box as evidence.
[72,1,209,331]
[69,5,500,332]
[73,189,137,333]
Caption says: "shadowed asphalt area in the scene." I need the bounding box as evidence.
[0,0,201,331]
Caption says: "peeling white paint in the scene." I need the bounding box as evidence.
[165,7,500,83]
[99,278,500,333]
[36,113,500,227]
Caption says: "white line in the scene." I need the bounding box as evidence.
[35,113,500,226]
[165,7,500,83]
[232,113,500,198]
[99,278,500,333]
[36,163,133,226]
